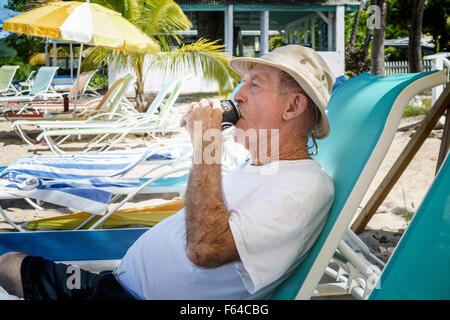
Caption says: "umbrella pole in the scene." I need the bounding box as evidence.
[72,43,83,116]
[70,42,73,81]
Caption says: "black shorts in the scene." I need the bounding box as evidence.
[20,255,136,300]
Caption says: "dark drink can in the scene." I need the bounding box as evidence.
[63,94,69,112]
[220,99,240,130]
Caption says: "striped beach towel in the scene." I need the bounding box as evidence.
[0,173,189,215]
[0,148,153,180]
[0,173,112,215]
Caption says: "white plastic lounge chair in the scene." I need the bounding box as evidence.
[18,70,36,91]
[28,69,100,113]
[27,77,178,129]
[368,151,450,300]
[0,67,62,109]
[4,70,100,118]
[34,78,186,154]
[0,65,19,96]
[9,74,134,145]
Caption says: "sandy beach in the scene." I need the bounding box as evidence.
[0,95,445,299]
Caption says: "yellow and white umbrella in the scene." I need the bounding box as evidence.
[3,0,160,112]
[3,0,159,53]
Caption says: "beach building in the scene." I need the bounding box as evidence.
[109,0,360,94]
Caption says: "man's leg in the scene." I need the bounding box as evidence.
[0,252,27,298]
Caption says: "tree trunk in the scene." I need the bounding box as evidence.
[408,0,426,73]
[363,27,372,64]
[370,0,387,76]
[135,80,146,113]
[350,2,364,45]
[133,56,146,113]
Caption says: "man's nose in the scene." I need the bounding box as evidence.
[233,84,246,105]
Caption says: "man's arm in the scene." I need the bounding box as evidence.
[182,99,240,268]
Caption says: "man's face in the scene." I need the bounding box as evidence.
[233,64,289,152]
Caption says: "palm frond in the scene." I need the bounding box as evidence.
[139,0,192,49]
[147,38,241,95]
[82,46,131,72]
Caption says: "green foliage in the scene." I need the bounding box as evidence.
[384,46,408,61]
[385,0,411,40]
[423,0,450,52]
[345,44,371,78]
[89,72,108,90]
[0,56,39,80]
[2,34,45,61]
[403,104,431,118]
[269,36,285,51]
[345,7,370,48]
[385,0,450,54]
[0,41,17,57]
[345,0,449,72]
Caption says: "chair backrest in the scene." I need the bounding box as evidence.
[152,78,185,127]
[0,65,19,92]
[270,70,447,300]
[84,74,132,119]
[29,66,59,96]
[104,74,134,119]
[91,76,126,112]
[21,70,36,88]
[145,78,178,116]
[68,69,98,101]
[0,228,148,261]
[369,152,450,299]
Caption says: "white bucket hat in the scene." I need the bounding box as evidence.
[229,45,335,139]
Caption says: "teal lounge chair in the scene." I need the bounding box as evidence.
[369,151,450,300]
[17,70,36,91]
[270,70,447,300]
[0,65,19,96]
[0,66,62,109]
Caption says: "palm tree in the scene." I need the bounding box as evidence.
[408,0,426,73]
[84,0,240,112]
[349,1,364,46]
[370,0,387,76]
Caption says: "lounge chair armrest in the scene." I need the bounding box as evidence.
[16,89,30,95]
[85,112,127,122]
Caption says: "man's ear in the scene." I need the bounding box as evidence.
[282,93,308,121]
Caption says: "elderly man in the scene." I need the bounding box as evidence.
[0,45,335,300]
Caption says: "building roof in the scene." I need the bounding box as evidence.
[178,0,360,32]
[176,0,359,5]
[385,35,435,52]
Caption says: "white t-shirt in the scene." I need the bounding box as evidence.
[115,159,334,299]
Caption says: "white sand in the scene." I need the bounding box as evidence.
[0,98,444,271]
